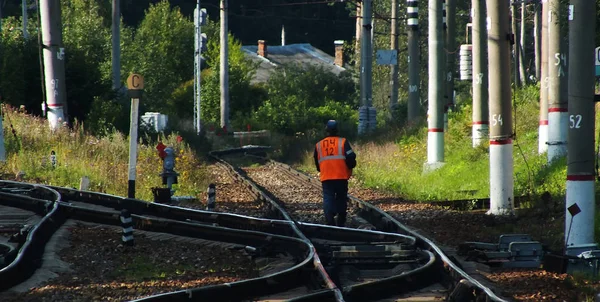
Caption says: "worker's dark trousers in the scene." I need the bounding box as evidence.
[322,179,348,227]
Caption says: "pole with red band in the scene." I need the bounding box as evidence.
[565,0,596,255]
[487,0,513,215]
[425,0,445,171]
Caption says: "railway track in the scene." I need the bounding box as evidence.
[210,146,510,302]
[0,146,511,301]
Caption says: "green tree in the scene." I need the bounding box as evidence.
[199,19,261,127]
[0,16,42,113]
[61,0,113,123]
[121,0,193,113]
[255,64,358,135]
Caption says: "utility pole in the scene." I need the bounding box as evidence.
[194,2,207,135]
[358,0,375,135]
[511,3,520,87]
[111,0,120,91]
[487,0,514,215]
[519,2,527,84]
[534,2,541,81]
[547,0,567,162]
[445,0,456,114]
[425,0,444,171]
[22,0,28,39]
[539,0,549,154]
[40,0,67,129]
[407,0,420,121]
[472,0,488,147]
[441,0,448,131]
[355,3,361,58]
[389,0,399,118]
[565,0,596,255]
[220,0,230,131]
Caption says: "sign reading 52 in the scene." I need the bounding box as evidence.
[569,114,582,129]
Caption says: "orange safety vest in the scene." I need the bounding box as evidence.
[316,137,352,181]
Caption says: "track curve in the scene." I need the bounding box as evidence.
[0,146,512,302]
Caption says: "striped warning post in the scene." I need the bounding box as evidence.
[407,0,418,30]
[120,209,134,246]
[206,183,216,211]
[442,0,447,29]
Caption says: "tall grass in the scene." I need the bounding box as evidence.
[0,106,210,201]
[299,84,575,202]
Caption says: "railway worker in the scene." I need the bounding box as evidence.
[314,120,356,227]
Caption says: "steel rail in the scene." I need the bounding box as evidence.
[0,191,323,301]
[210,148,444,302]
[261,152,512,302]
[210,149,346,301]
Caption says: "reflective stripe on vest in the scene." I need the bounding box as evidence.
[316,137,351,181]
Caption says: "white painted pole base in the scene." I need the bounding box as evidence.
[424,131,445,172]
[547,111,568,162]
[47,107,65,131]
[472,123,488,147]
[538,123,548,154]
[488,140,514,215]
[565,178,595,255]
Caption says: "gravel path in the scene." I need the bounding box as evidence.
[236,162,589,301]
[178,161,267,217]
[241,162,366,228]
[345,182,585,301]
[0,222,257,302]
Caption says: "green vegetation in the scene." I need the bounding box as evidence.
[298,84,573,203]
[0,106,209,201]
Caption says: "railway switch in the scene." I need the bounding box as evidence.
[458,234,544,268]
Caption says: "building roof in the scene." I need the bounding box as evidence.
[241,43,346,84]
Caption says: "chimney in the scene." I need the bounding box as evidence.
[258,40,268,58]
[334,40,344,67]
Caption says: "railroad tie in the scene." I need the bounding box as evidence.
[120,209,134,246]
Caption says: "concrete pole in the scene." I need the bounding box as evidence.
[22,0,28,39]
[534,2,541,81]
[441,0,448,131]
[194,2,203,135]
[358,0,374,135]
[565,0,596,255]
[445,0,456,112]
[40,0,67,130]
[539,1,549,154]
[425,0,444,171]
[220,0,230,131]
[407,0,420,121]
[519,2,527,84]
[487,0,514,215]
[511,3,520,87]
[355,3,361,59]
[111,0,120,91]
[472,0,488,147]
[127,97,140,199]
[389,0,399,117]
[547,0,567,162]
